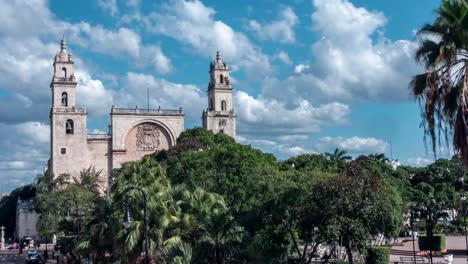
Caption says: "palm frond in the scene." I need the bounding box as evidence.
[409,73,429,98]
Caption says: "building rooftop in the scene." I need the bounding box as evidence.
[111,106,184,116]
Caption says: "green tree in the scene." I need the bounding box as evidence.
[410,0,468,164]
[311,158,403,264]
[368,153,390,163]
[325,148,352,162]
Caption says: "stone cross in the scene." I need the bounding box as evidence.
[0,226,5,250]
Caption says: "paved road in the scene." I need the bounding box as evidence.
[0,254,26,264]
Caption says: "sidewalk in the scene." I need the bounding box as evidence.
[391,236,467,264]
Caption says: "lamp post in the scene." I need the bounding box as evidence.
[120,186,149,264]
[410,209,419,264]
[64,204,84,263]
[460,176,467,256]
[461,192,467,255]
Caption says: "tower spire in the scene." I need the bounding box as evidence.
[60,34,67,51]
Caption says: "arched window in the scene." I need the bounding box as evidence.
[219,129,224,134]
[65,119,74,134]
[221,100,227,111]
[61,92,68,107]
[62,67,67,78]
[220,74,224,84]
[210,98,214,110]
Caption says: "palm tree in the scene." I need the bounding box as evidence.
[325,148,352,162]
[160,240,193,264]
[111,157,182,263]
[368,153,390,163]
[410,0,468,164]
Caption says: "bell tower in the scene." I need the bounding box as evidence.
[49,37,88,179]
[202,51,236,139]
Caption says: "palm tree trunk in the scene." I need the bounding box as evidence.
[461,64,468,165]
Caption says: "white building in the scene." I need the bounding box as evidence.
[48,39,236,192]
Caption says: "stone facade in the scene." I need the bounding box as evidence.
[16,199,39,240]
[48,39,236,193]
[202,51,237,138]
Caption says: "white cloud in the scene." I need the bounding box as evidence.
[0,0,59,38]
[75,69,114,117]
[276,145,312,156]
[148,45,172,74]
[0,122,50,192]
[248,7,299,43]
[276,135,309,142]
[276,51,293,65]
[407,156,433,167]
[98,0,118,17]
[262,0,421,104]
[115,73,205,121]
[312,136,389,154]
[69,23,172,74]
[294,64,310,74]
[74,24,141,58]
[237,135,277,147]
[144,0,270,76]
[235,91,350,134]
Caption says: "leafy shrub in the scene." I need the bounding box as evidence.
[366,246,390,264]
[418,234,446,251]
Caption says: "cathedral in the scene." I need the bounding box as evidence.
[48,39,236,191]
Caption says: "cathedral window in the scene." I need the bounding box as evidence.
[220,74,224,84]
[66,119,74,134]
[61,148,66,154]
[62,67,67,78]
[221,100,227,111]
[210,98,214,110]
[61,92,68,107]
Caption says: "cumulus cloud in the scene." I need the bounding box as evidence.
[276,51,293,65]
[248,7,299,43]
[235,91,350,135]
[276,145,311,156]
[262,0,421,104]
[75,70,114,117]
[312,136,390,154]
[70,23,172,74]
[144,0,270,76]
[115,72,205,121]
[294,64,310,74]
[98,0,118,17]
[0,122,50,192]
[407,156,433,167]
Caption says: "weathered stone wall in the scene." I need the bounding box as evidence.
[86,138,110,193]
[16,200,39,240]
[123,122,172,162]
[51,110,88,180]
[111,112,184,170]
[203,111,236,139]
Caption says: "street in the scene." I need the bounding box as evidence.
[0,254,26,264]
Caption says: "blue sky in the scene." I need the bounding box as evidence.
[0,0,445,192]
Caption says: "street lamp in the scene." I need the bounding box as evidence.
[461,192,467,255]
[410,204,421,264]
[122,207,132,229]
[120,186,149,264]
[63,204,84,263]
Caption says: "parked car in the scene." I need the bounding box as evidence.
[26,250,39,264]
